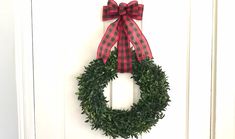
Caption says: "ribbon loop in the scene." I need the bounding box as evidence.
[97,0,153,73]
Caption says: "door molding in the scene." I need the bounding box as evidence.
[14,0,36,138]
[210,0,218,138]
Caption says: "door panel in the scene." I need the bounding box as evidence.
[189,0,212,138]
[142,1,189,139]
[216,0,235,138]
[33,0,108,138]
[31,0,219,139]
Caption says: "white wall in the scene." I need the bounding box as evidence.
[0,0,19,138]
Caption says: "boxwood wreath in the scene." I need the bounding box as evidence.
[76,49,170,139]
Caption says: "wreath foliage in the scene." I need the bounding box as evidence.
[76,49,170,138]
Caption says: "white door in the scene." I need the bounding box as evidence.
[15,0,235,139]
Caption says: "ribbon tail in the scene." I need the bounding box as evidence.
[97,20,119,63]
[117,20,132,73]
[123,16,153,62]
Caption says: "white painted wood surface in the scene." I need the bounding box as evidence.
[141,0,189,139]
[188,0,212,139]
[32,1,108,139]
[0,0,19,138]
[11,0,232,139]
[14,0,36,138]
[216,0,235,138]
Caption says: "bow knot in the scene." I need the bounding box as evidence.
[103,0,143,21]
[118,3,127,15]
[97,0,153,73]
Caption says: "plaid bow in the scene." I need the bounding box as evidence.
[97,0,153,73]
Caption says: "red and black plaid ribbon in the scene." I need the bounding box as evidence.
[97,0,153,73]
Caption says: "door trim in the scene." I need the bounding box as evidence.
[14,0,36,138]
[210,0,218,138]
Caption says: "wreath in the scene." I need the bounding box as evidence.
[76,49,170,138]
[76,0,170,138]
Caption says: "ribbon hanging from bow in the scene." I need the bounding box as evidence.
[97,0,153,73]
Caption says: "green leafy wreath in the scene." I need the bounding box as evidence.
[76,49,170,139]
